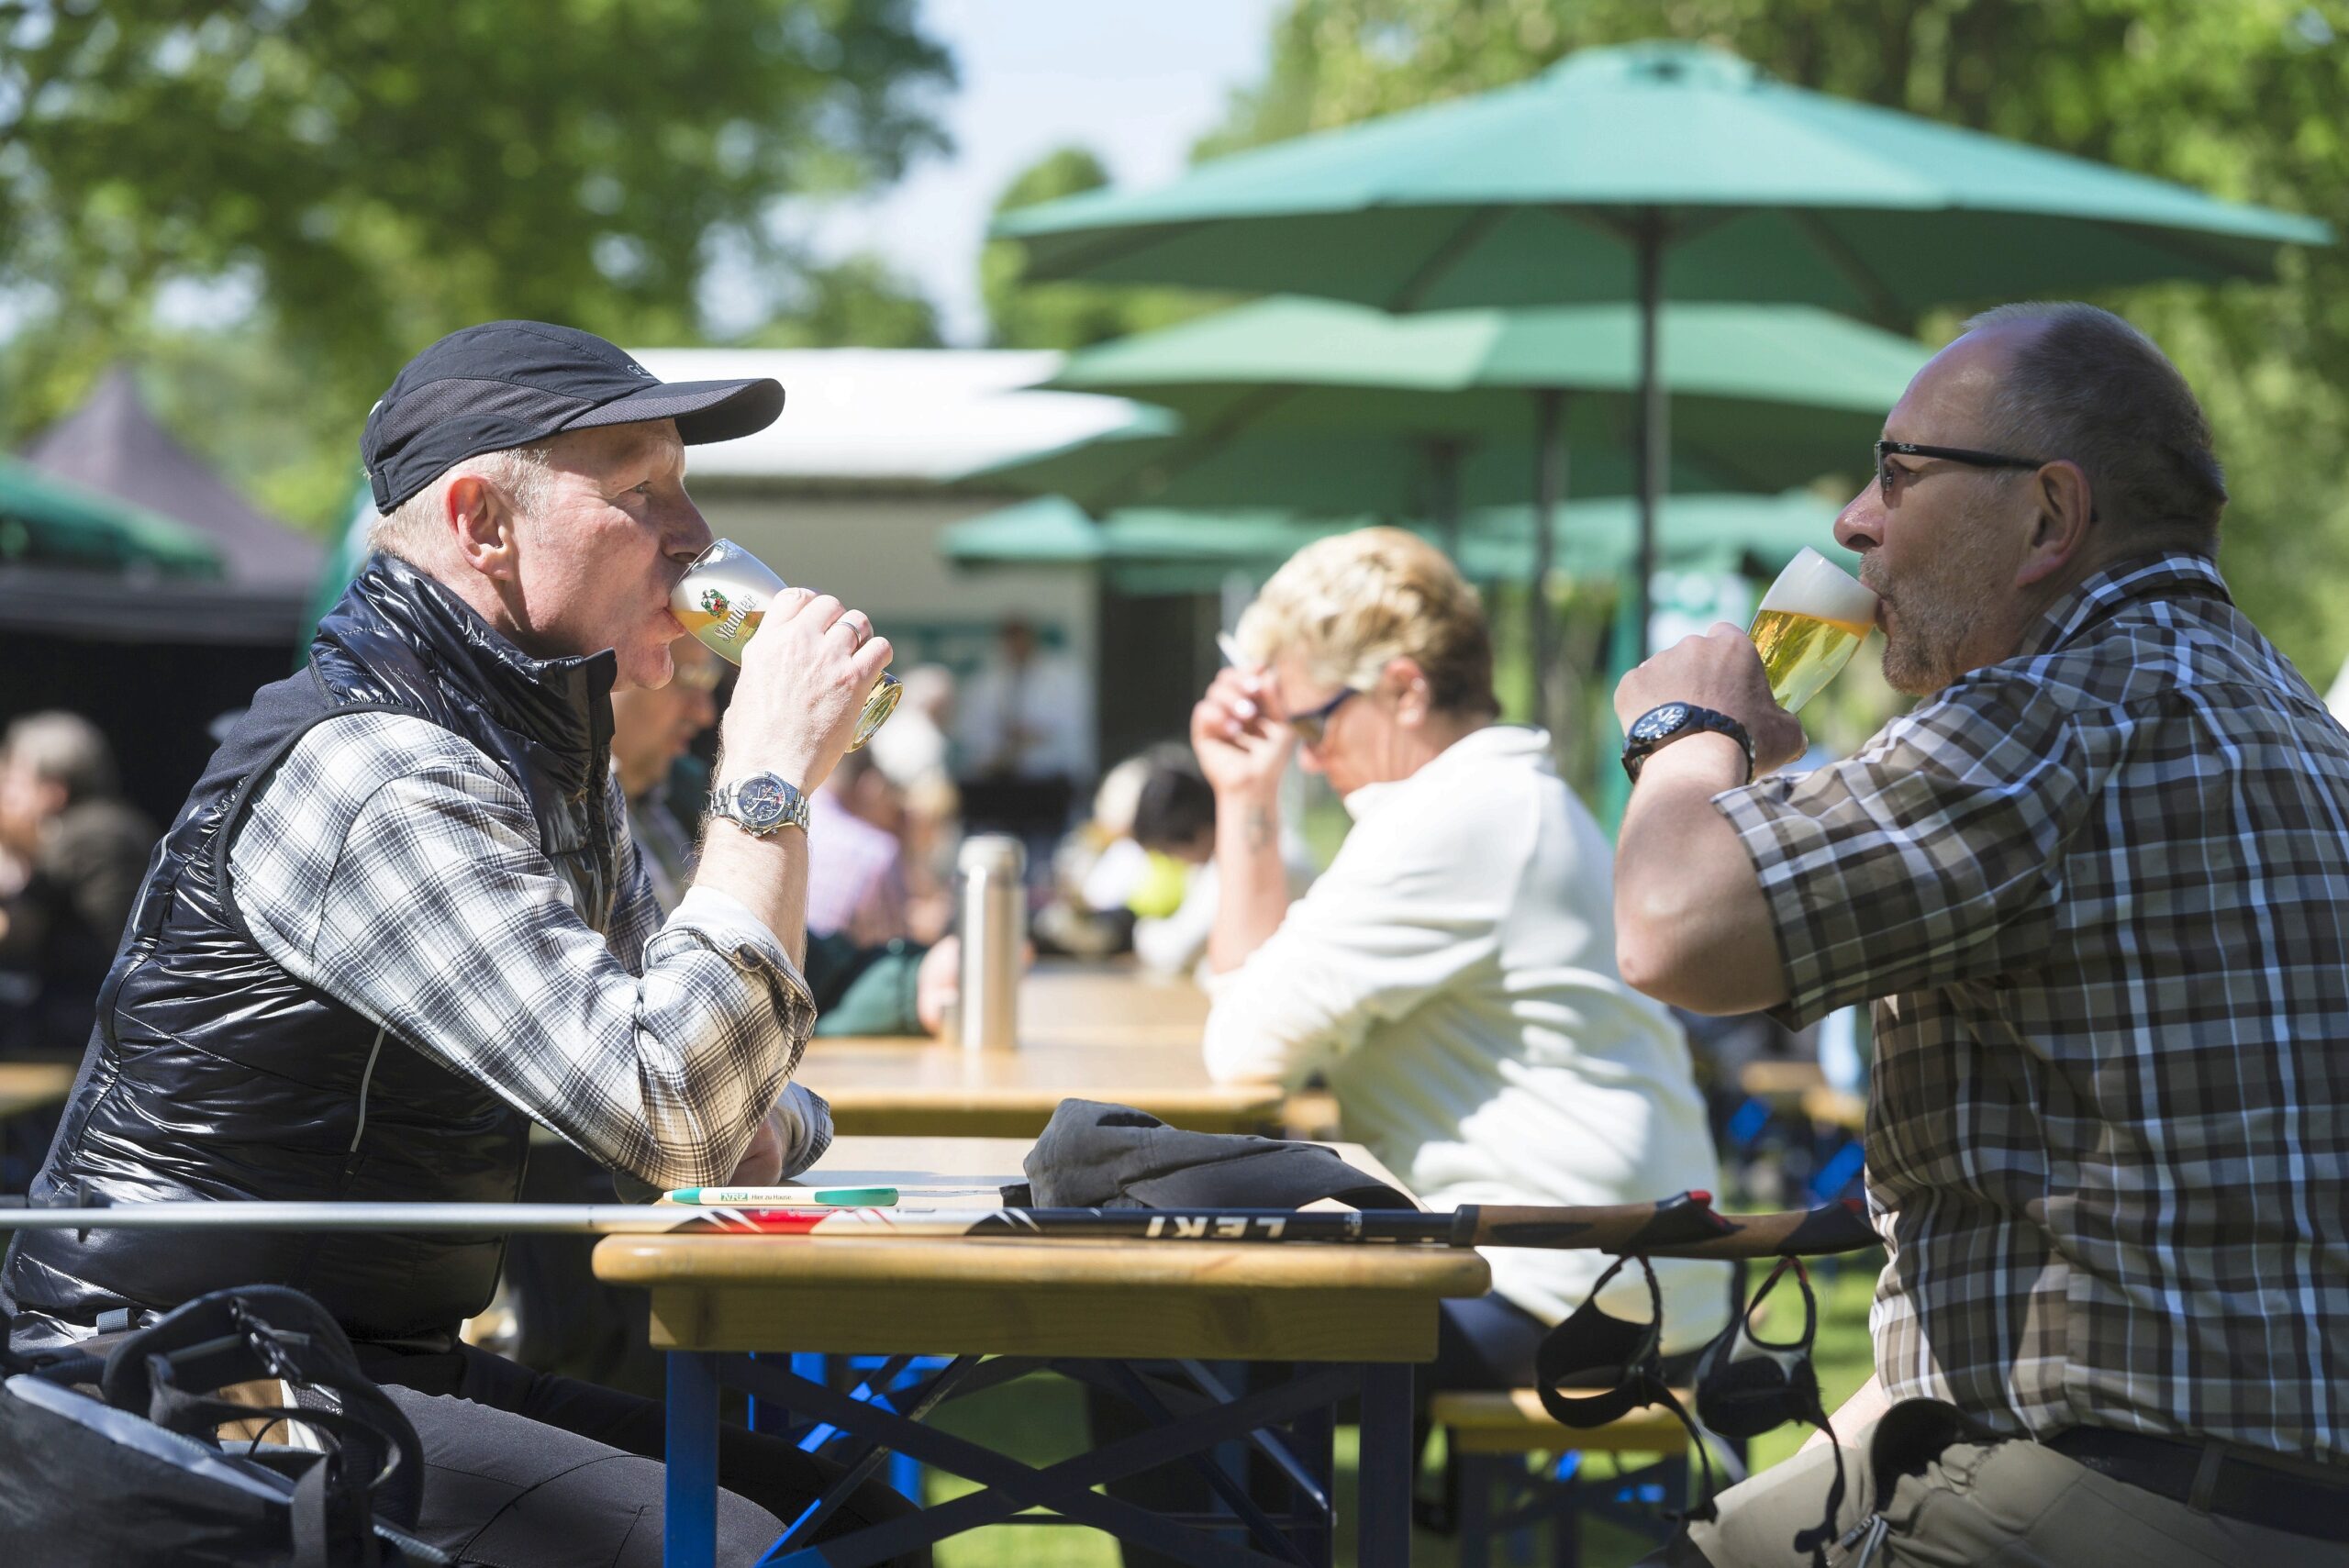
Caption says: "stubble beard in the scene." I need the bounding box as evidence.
[1874,494,2012,697]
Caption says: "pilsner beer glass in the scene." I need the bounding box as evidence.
[1748,547,1878,714]
[671,539,902,751]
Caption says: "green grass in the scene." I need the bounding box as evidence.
[921,1262,1879,1568]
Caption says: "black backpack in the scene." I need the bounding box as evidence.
[0,1284,450,1566]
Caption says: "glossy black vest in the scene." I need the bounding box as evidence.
[4,554,618,1350]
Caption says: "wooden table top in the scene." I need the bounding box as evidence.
[803,1038,1279,1137]
[0,1062,75,1120]
[1014,962,1209,1049]
[802,960,1254,1137]
[595,1136,1488,1362]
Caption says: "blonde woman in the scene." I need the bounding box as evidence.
[1192,528,1729,1397]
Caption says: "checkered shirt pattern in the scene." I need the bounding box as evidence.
[228,710,828,1191]
[1717,552,2349,1467]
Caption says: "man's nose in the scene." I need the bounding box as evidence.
[1832,484,1883,553]
[665,496,714,562]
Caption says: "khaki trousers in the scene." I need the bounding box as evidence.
[1640,1407,2349,1568]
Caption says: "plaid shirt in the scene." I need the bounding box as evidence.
[228,710,829,1191]
[1718,552,2349,1466]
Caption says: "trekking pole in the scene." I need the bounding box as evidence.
[0,1190,1877,1258]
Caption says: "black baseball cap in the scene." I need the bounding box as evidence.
[360,320,785,512]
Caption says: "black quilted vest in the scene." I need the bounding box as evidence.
[3,554,619,1351]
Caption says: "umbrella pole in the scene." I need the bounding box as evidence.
[1532,389,1566,726]
[1633,211,1666,659]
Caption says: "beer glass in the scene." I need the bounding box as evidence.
[671,539,902,751]
[1748,547,1878,714]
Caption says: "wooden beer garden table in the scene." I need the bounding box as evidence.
[805,1038,1280,1137]
[594,1135,1489,1568]
[807,960,1282,1137]
[0,1062,75,1122]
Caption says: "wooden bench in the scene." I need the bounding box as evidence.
[1431,1388,1703,1568]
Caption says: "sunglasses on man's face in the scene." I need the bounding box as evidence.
[1283,686,1356,748]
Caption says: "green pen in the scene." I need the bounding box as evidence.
[663,1185,900,1207]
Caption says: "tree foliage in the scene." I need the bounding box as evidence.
[0,0,953,527]
[739,254,942,350]
[981,146,1219,350]
[1206,0,2349,678]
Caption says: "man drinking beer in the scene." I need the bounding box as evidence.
[1613,303,2349,1565]
[2,322,919,1564]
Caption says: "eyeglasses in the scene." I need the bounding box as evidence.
[1875,439,2044,499]
[1283,686,1356,747]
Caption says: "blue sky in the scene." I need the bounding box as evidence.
[784,0,1285,345]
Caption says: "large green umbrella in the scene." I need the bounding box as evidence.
[998,39,2331,651]
[1002,295,1920,692]
[0,452,221,577]
[941,490,1847,591]
[939,496,1359,595]
[966,412,1730,517]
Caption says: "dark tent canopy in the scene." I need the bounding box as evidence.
[23,366,325,595]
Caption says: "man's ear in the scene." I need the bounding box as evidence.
[2016,460,2094,589]
[446,473,518,581]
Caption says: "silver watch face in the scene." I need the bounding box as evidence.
[1632,703,1690,742]
[732,774,790,829]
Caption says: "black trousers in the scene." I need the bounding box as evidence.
[362,1340,927,1567]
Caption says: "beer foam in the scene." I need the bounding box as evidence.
[1757,547,1876,628]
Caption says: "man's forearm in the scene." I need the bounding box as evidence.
[1207,792,1291,973]
[1613,735,1787,1013]
[692,822,811,969]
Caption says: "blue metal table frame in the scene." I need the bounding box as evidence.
[663,1350,1419,1568]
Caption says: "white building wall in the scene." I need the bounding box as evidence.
[688,485,1097,682]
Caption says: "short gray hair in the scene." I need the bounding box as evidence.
[366,443,558,561]
[1963,302,2227,549]
[3,711,118,804]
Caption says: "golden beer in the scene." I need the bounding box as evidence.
[1749,547,1877,714]
[672,539,902,751]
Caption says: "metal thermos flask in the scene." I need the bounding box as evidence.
[955,835,1025,1051]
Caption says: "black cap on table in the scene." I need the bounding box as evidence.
[361,320,785,512]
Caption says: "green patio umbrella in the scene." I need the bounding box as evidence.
[0,452,221,577]
[998,39,2331,651]
[941,490,1847,592]
[939,496,1362,595]
[996,295,1920,693]
[965,412,1731,517]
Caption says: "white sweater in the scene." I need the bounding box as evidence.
[1203,726,1731,1350]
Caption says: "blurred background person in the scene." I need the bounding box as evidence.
[608,635,725,912]
[1127,745,1314,980]
[807,748,912,948]
[1189,528,1731,1414]
[1033,750,1155,958]
[0,712,156,1062]
[867,662,961,943]
[955,616,1094,862]
[867,662,955,799]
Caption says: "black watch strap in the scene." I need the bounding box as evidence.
[1621,703,1754,785]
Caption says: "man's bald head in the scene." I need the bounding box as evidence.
[1959,303,2226,553]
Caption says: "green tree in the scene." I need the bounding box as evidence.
[0,0,953,528]
[982,146,1217,350]
[1207,0,2349,680]
[740,254,942,349]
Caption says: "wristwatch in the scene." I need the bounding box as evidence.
[1621,703,1754,786]
[707,772,811,838]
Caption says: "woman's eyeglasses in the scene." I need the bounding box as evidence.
[1284,687,1356,747]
